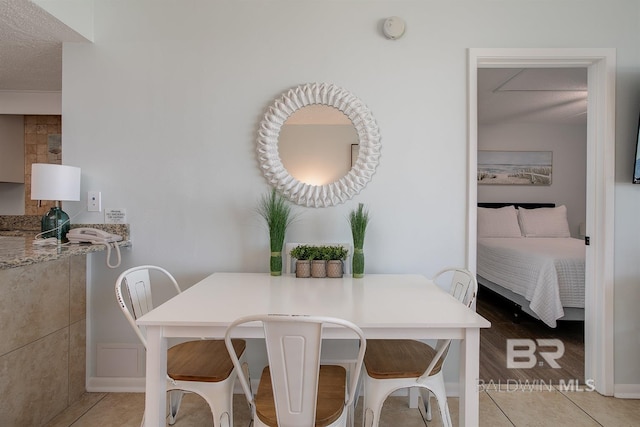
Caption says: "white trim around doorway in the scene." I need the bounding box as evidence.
[466,48,615,396]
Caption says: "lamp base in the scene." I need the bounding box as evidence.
[41,207,70,243]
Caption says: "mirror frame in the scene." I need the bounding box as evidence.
[257,83,381,207]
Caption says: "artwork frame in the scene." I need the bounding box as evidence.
[478,150,552,185]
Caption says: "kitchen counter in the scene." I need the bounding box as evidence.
[0,224,130,269]
[0,216,131,424]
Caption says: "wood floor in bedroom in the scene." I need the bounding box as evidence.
[477,285,585,386]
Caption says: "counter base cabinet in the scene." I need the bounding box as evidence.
[0,255,86,426]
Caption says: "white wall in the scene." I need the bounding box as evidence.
[478,123,587,237]
[58,1,640,391]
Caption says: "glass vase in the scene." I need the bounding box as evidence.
[352,248,364,278]
[41,206,70,243]
[270,251,282,276]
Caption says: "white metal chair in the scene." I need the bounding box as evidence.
[225,314,366,427]
[115,265,247,426]
[362,267,478,427]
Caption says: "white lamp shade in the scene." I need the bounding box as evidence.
[31,163,81,201]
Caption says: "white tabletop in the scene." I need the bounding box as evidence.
[137,272,490,336]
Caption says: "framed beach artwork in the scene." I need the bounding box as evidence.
[478,150,552,185]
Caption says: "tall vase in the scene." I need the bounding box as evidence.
[270,251,282,276]
[352,248,364,278]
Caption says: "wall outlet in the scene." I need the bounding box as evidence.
[88,191,102,212]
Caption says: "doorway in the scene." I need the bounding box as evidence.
[467,49,615,395]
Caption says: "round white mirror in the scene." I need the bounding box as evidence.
[257,83,381,207]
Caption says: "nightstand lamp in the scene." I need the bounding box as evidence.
[30,163,81,243]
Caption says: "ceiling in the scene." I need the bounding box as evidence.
[478,68,588,125]
[0,0,86,91]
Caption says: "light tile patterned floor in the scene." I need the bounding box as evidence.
[46,389,640,426]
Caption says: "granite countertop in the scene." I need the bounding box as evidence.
[0,222,131,270]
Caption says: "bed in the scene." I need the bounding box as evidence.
[476,203,585,328]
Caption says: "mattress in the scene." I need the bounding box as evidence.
[477,237,585,327]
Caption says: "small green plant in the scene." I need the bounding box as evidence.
[326,245,348,261]
[290,244,311,260]
[320,246,332,261]
[307,246,323,261]
[257,189,296,276]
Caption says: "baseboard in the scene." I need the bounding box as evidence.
[614,384,640,398]
[87,376,145,393]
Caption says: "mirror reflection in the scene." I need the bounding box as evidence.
[278,105,359,186]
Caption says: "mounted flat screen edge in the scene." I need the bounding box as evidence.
[634,114,640,184]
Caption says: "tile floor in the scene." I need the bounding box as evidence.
[46,388,640,426]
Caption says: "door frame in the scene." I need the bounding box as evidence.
[466,48,615,395]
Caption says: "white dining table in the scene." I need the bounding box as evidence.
[136,272,490,426]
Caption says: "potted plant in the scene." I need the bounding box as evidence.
[257,189,296,276]
[326,245,348,278]
[348,203,370,278]
[290,244,311,278]
[309,245,327,278]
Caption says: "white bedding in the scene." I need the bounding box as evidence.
[477,237,585,327]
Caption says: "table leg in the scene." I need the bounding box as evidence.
[144,326,167,426]
[459,328,480,426]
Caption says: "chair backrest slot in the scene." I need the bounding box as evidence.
[265,321,323,419]
[433,267,478,307]
[115,265,182,348]
[125,269,154,318]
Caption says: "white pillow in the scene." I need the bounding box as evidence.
[517,205,571,237]
[477,206,522,238]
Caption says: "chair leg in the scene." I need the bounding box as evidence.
[419,389,432,421]
[362,379,389,427]
[434,395,452,427]
[168,390,185,425]
[427,379,452,427]
[200,382,234,427]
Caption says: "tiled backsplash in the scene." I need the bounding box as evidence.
[24,115,62,215]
